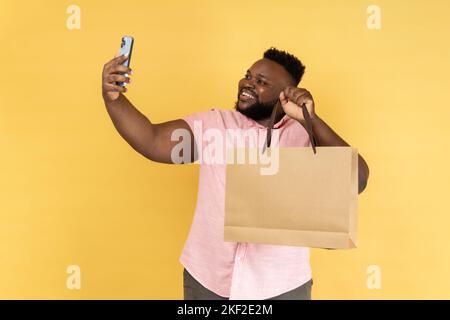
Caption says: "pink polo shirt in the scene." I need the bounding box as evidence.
[180,108,312,300]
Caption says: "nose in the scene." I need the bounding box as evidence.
[242,80,256,90]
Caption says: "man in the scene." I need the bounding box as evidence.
[101,47,370,300]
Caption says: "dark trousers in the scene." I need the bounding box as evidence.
[183,268,312,300]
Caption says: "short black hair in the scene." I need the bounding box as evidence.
[263,47,305,85]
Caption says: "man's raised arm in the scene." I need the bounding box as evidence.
[102,54,195,164]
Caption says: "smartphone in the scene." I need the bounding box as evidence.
[117,35,134,87]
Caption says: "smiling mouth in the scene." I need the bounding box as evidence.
[239,89,257,101]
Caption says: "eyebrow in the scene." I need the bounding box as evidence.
[246,69,270,81]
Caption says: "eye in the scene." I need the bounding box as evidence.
[244,74,251,80]
[256,79,267,85]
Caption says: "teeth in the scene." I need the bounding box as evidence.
[242,91,255,98]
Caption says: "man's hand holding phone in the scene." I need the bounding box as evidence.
[102,54,132,102]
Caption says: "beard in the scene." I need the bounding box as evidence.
[234,98,279,121]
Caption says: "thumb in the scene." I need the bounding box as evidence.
[279,91,288,106]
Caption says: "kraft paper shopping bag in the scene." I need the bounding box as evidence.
[224,147,358,249]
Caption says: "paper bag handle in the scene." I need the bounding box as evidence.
[263,100,317,154]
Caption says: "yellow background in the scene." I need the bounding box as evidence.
[1,0,449,299]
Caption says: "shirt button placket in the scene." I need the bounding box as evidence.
[230,243,247,299]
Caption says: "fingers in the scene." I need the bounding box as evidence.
[283,87,310,106]
[112,53,129,64]
[105,74,130,84]
[292,91,307,106]
[102,51,133,97]
[283,86,300,99]
[103,82,127,93]
[283,86,295,98]
[279,91,288,105]
[108,64,132,75]
[103,54,130,71]
[283,86,300,104]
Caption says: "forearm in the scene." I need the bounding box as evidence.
[300,114,370,193]
[104,93,156,158]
